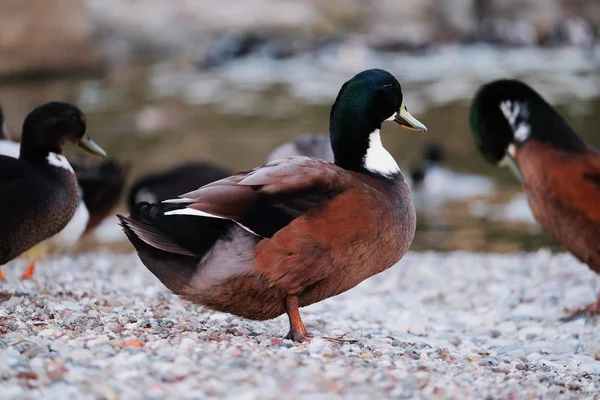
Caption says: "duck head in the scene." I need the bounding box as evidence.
[330,69,426,178]
[469,79,586,181]
[20,102,106,162]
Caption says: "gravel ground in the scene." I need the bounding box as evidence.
[1,250,599,399]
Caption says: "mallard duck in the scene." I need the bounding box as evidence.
[0,102,106,280]
[266,134,333,163]
[407,142,495,207]
[408,142,444,186]
[119,69,426,342]
[127,162,231,213]
[470,79,600,319]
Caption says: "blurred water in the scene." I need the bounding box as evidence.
[1,45,599,252]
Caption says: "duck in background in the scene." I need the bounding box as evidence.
[0,103,127,279]
[0,102,106,280]
[470,79,600,319]
[119,69,426,342]
[71,158,130,233]
[127,162,231,213]
[545,16,597,50]
[127,135,331,214]
[269,137,496,209]
[407,142,496,208]
[266,134,333,163]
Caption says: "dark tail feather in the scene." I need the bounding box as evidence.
[118,202,231,294]
[131,202,231,253]
[118,214,196,256]
[118,213,199,294]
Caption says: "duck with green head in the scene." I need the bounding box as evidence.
[119,69,426,342]
[470,79,600,319]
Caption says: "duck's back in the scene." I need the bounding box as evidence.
[0,157,79,263]
[517,141,600,272]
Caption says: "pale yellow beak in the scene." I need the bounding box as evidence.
[393,101,427,132]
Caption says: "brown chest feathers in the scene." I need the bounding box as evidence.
[517,141,600,273]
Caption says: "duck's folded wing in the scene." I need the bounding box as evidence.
[164,157,350,238]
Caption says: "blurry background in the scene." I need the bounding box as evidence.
[0,0,599,253]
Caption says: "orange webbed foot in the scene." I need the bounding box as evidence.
[284,296,358,344]
[284,330,313,343]
[20,262,36,280]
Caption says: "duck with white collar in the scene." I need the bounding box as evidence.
[0,102,106,280]
[120,69,426,342]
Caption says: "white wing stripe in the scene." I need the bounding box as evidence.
[162,197,196,204]
[164,207,263,237]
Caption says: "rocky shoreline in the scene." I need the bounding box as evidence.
[0,251,599,399]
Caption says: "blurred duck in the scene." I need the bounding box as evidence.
[0,102,106,280]
[267,134,333,163]
[128,162,231,213]
[407,142,496,207]
[119,69,426,342]
[127,135,331,214]
[470,79,600,319]
[72,158,130,233]
[268,138,495,207]
[546,16,597,49]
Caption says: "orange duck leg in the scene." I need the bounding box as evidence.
[18,243,48,280]
[284,296,312,342]
[284,296,356,344]
[20,262,36,280]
